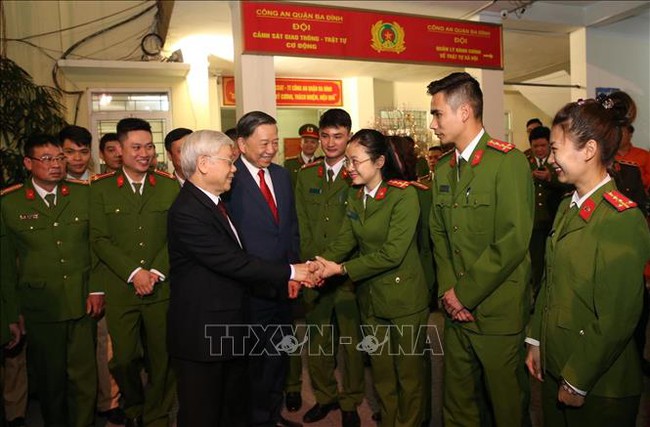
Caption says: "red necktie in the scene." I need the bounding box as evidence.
[216,201,229,221]
[258,169,279,223]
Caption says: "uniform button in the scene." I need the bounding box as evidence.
[138,226,143,230]
[395,277,401,283]
[115,208,120,213]
[454,249,460,254]
[56,240,62,246]
[139,242,145,247]
[453,225,459,232]
[453,203,458,208]
[458,271,465,278]
[140,259,145,265]
[325,217,329,222]
[29,226,34,230]
[63,275,68,279]
[74,217,79,221]
[53,222,59,227]
[579,330,585,336]
[60,258,65,263]
[538,202,543,206]
[538,193,542,196]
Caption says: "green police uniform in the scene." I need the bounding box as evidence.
[285,155,323,188]
[527,154,572,296]
[295,160,365,411]
[322,180,429,427]
[1,179,98,427]
[0,194,19,348]
[90,169,178,426]
[528,181,650,426]
[430,133,534,427]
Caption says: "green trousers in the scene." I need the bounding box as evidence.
[305,287,365,411]
[362,308,429,427]
[106,301,176,426]
[26,315,97,427]
[442,320,530,427]
[541,374,639,427]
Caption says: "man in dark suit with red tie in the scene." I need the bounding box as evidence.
[167,130,313,427]
[224,111,302,427]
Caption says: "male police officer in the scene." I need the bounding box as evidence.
[90,118,178,427]
[1,134,101,426]
[285,124,321,188]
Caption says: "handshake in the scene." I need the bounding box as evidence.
[287,256,346,298]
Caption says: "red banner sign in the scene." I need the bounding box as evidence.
[222,76,343,107]
[242,2,502,69]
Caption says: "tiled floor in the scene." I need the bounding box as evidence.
[20,310,650,426]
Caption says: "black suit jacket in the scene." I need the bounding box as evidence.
[167,181,290,361]
[224,159,300,300]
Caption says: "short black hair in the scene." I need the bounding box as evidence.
[427,72,483,119]
[24,134,60,157]
[164,128,193,152]
[59,125,91,147]
[429,146,443,153]
[236,111,276,139]
[116,118,152,142]
[99,133,119,152]
[319,108,352,132]
[528,126,550,143]
[224,128,237,141]
[526,118,543,128]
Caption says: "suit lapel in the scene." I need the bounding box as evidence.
[234,159,277,226]
[187,182,241,245]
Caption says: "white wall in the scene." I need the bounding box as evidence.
[505,92,553,150]
[586,11,650,149]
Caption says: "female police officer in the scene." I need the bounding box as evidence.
[314,129,429,427]
[526,97,650,426]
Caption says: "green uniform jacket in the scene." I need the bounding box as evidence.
[527,154,571,227]
[430,133,534,334]
[295,161,353,301]
[322,181,429,319]
[412,179,436,296]
[1,180,92,323]
[285,155,323,188]
[90,170,178,306]
[0,197,19,345]
[528,181,650,397]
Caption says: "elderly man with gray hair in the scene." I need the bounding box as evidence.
[166,130,316,427]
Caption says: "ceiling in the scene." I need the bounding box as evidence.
[164,0,649,83]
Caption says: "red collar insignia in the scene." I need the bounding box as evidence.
[376,187,387,201]
[25,188,35,200]
[317,166,324,178]
[579,198,595,221]
[449,155,457,168]
[117,175,125,188]
[341,168,349,179]
[357,188,364,199]
[471,150,484,167]
[60,185,69,196]
[148,174,156,187]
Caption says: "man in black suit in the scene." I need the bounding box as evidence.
[224,111,302,427]
[167,130,315,427]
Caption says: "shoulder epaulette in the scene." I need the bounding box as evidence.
[153,169,176,180]
[0,183,23,197]
[285,156,298,161]
[440,150,454,160]
[65,178,89,185]
[487,139,516,153]
[410,180,429,191]
[603,190,637,212]
[618,159,640,167]
[301,160,321,170]
[91,171,116,182]
[387,179,410,189]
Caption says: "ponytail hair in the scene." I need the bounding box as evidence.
[349,129,405,181]
[552,95,629,168]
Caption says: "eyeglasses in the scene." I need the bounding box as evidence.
[29,155,67,165]
[343,157,372,169]
[207,155,235,167]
